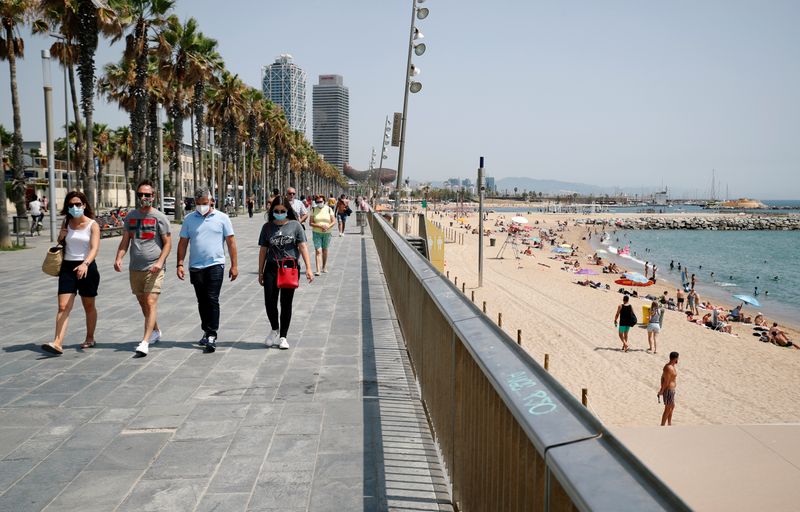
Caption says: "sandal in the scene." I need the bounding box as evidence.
[80,340,96,349]
[42,343,63,355]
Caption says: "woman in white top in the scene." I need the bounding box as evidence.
[42,191,101,355]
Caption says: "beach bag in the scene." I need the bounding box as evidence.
[276,257,299,289]
[344,205,353,216]
[42,245,64,276]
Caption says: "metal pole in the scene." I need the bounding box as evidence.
[42,51,57,242]
[62,48,71,191]
[157,105,165,211]
[241,141,246,211]
[209,127,216,201]
[478,156,485,287]
[394,0,417,213]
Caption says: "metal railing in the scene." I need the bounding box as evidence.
[368,212,690,512]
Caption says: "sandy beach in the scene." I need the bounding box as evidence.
[432,207,800,427]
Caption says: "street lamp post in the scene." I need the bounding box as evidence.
[49,34,72,191]
[394,0,428,213]
[157,104,165,211]
[209,127,216,201]
[41,51,57,242]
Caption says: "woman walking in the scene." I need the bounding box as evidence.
[335,194,350,236]
[647,300,663,354]
[42,192,101,355]
[613,294,637,352]
[308,194,335,275]
[258,196,314,350]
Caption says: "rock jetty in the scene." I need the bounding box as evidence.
[582,216,800,231]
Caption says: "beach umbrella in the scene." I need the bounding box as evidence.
[511,216,529,224]
[733,294,760,307]
[595,249,608,254]
[623,272,650,284]
[559,244,573,249]
[528,236,541,242]
[576,268,598,275]
[552,247,572,254]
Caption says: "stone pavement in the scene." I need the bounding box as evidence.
[0,212,452,512]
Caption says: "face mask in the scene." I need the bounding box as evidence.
[196,204,210,215]
[315,202,324,207]
[273,212,288,221]
[68,206,84,218]
[138,197,153,208]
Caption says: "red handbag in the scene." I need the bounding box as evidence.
[276,256,300,289]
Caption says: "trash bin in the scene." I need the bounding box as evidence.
[641,305,650,325]
[489,238,496,247]
[356,211,366,227]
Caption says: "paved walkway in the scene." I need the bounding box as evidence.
[0,213,452,511]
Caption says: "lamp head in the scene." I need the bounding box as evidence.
[410,64,421,77]
[414,42,426,56]
[416,7,429,20]
[409,81,423,93]
[413,28,424,40]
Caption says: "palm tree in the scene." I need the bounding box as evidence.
[113,126,132,206]
[0,124,13,247]
[1,0,37,219]
[92,123,112,207]
[188,32,220,189]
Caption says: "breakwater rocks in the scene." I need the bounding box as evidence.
[582,216,800,231]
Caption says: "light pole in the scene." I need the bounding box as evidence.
[41,51,57,242]
[157,104,165,211]
[209,127,216,201]
[49,33,71,191]
[375,115,390,206]
[478,156,485,287]
[394,0,428,212]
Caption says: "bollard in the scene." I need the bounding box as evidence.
[544,354,550,371]
[498,312,502,327]
[582,388,588,407]
[447,271,450,279]
[461,282,465,293]
[455,276,458,287]
[471,290,475,302]
[482,301,487,313]
[517,329,522,345]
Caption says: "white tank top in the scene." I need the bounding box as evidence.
[64,219,95,261]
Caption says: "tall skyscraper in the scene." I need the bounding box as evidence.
[262,54,307,132]
[312,75,349,171]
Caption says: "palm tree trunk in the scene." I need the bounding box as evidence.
[171,106,184,222]
[189,110,197,192]
[5,24,26,218]
[147,100,158,183]
[0,135,11,248]
[77,0,98,210]
[130,18,148,178]
[97,162,104,207]
[124,157,131,207]
[68,65,84,187]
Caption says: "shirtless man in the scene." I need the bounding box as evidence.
[657,352,679,426]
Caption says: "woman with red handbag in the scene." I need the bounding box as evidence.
[258,195,314,349]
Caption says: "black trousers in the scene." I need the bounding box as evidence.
[189,264,224,338]
[263,263,295,337]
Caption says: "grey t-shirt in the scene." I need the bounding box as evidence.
[258,220,307,262]
[125,208,171,271]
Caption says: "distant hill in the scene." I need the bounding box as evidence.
[494,177,677,197]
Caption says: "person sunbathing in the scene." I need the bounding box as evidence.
[729,304,751,323]
[753,313,768,327]
[769,323,797,348]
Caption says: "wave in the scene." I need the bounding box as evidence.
[714,281,739,287]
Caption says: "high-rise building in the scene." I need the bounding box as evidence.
[312,75,349,171]
[262,54,307,132]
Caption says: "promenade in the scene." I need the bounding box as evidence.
[0,213,452,511]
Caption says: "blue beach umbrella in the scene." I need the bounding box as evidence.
[623,272,650,284]
[733,294,760,307]
[552,247,572,254]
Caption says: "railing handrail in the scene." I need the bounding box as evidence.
[372,212,690,511]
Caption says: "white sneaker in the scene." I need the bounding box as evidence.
[265,330,280,347]
[149,329,161,344]
[278,337,289,350]
[339,233,344,237]
[135,341,149,356]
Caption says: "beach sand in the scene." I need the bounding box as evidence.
[434,209,800,427]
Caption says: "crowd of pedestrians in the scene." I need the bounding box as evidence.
[41,183,360,357]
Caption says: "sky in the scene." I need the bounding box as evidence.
[2,0,798,199]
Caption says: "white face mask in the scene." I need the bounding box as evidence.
[196,204,210,215]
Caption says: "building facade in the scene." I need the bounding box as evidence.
[312,75,349,171]
[262,54,307,133]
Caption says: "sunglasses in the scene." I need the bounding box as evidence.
[273,209,288,214]
[69,202,84,207]
[137,192,153,198]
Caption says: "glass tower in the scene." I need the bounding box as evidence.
[262,54,307,133]
[312,75,350,171]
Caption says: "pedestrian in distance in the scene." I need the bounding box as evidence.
[335,194,350,236]
[42,191,101,355]
[258,195,314,349]
[658,352,679,426]
[176,187,238,353]
[114,180,172,357]
[647,300,663,354]
[247,197,254,218]
[613,294,637,352]
[308,194,335,275]
[286,187,308,229]
[29,196,44,235]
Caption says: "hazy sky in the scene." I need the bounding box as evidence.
[2,0,798,199]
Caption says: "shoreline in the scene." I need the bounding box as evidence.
[432,208,800,427]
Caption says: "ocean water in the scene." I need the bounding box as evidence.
[597,229,800,324]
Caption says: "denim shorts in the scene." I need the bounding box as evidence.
[312,231,332,250]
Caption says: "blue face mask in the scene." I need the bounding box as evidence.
[68,206,84,218]
[273,212,288,221]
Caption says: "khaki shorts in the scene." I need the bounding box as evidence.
[130,269,165,295]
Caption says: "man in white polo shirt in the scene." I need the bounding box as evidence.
[286,187,308,228]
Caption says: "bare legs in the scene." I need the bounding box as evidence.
[617,329,629,351]
[648,331,658,354]
[135,293,160,341]
[322,248,328,271]
[661,404,674,426]
[52,294,96,349]
[315,248,322,273]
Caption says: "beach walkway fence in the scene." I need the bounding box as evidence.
[370,212,691,511]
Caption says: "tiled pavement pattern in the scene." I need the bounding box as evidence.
[0,214,452,511]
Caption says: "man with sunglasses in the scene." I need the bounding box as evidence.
[286,187,308,228]
[114,180,172,356]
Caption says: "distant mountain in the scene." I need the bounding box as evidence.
[494,177,673,197]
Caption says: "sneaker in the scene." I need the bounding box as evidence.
[135,341,149,356]
[149,329,162,344]
[278,337,289,350]
[197,335,208,346]
[314,270,320,276]
[339,233,344,237]
[322,268,328,273]
[264,329,279,347]
[204,336,216,353]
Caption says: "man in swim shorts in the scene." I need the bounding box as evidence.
[657,352,679,426]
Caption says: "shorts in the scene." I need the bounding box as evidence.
[647,323,661,333]
[677,298,684,305]
[663,389,676,406]
[130,269,165,294]
[337,213,348,223]
[58,261,100,297]
[312,231,332,250]
[618,325,631,333]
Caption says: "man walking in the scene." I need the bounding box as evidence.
[29,196,44,235]
[114,180,172,356]
[657,351,679,426]
[176,187,238,353]
[286,187,308,227]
